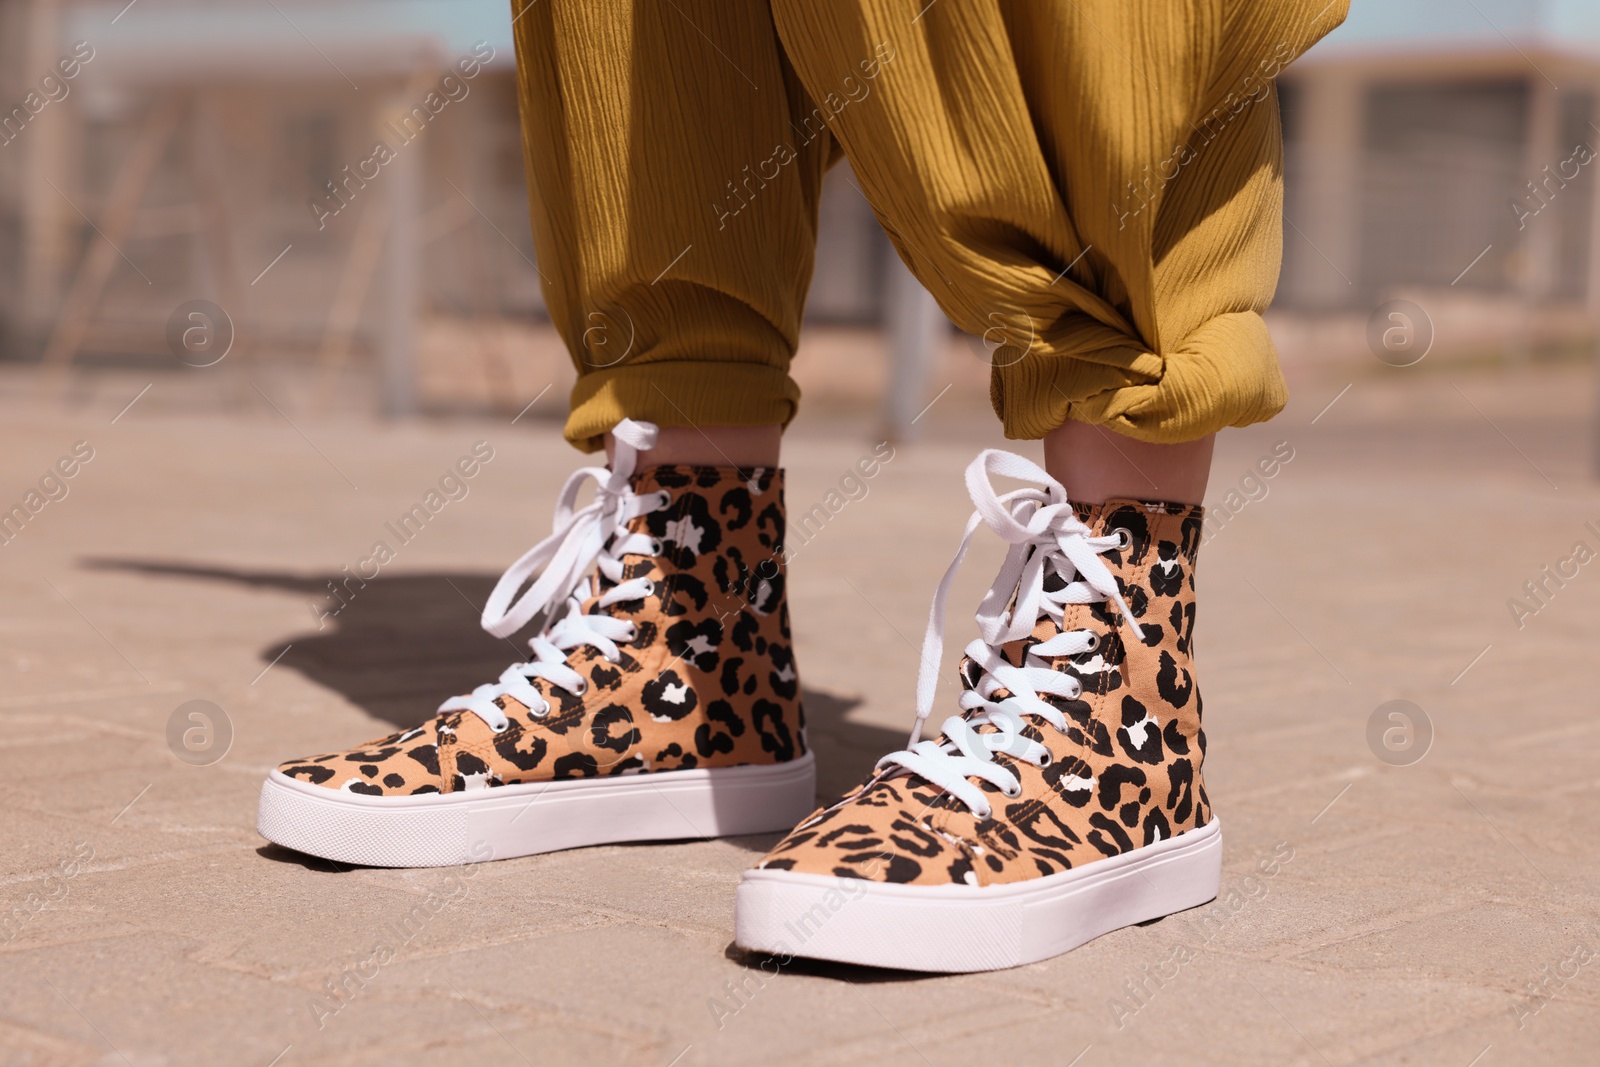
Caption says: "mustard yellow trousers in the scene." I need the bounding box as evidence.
[511,0,1347,452]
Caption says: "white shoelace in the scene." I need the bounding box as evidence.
[438,419,671,733]
[877,449,1145,819]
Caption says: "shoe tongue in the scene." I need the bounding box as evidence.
[562,468,645,617]
[921,499,1206,806]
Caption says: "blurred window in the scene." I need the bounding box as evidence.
[1360,80,1527,298]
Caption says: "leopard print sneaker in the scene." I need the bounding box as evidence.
[735,448,1220,971]
[257,420,813,867]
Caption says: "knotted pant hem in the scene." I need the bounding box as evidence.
[993,312,1289,445]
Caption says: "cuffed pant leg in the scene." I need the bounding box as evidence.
[512,0,834,451]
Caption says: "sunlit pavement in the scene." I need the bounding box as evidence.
[1,358,1597,1066]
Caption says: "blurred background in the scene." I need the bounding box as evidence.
[5,4,1600,1064]
[2,0,1599,436]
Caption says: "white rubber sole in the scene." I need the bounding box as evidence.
[735,817,1222,972]
[257,752,817,868]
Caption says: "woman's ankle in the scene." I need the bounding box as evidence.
[1042,419,1214,506]
[607,423,781,468]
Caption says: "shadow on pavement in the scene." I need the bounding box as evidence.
[86,559,907,789]
[722,942,942,985]
[87,559,519,729]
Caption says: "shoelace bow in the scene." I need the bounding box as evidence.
[438,418,670,733]
[878,449,1144,819]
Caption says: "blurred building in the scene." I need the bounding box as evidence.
[1279,41,1600,314]
[0,0,887,381]
[0,0,539,387]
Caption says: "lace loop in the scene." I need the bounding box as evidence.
[437,419,668,732]
[878,449,1144,818]
[479,418,661,639]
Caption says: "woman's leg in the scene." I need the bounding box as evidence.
[259,2,830,866]
[766,0,1345,451]
[736,0,1347,971]
[1045,423,1215,506]
[604,425,782,468]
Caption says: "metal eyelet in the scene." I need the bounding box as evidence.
[571,679,588,695]
[1112,527,1133,551]
[1081,631,1101,652]
[530,703,550,719]
[1036,752,1052,768]
[1002,782,1023,799]
[639,579,655,596]
[648,539,663,556]
[491,721,509,734]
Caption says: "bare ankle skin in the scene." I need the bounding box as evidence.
[1042,420,1214,506]
[605,424,782,469]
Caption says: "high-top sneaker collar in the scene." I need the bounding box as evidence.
[476,418,669,641]
[1068,495,1203,598]
[630,463,787,615]
[1048,499,1204,693]
[447,448,788,737]
[581,463,782,606]
[976,499,1204,707]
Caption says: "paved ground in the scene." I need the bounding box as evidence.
[2,353,1599,1066]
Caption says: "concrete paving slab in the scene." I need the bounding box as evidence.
[2,361,1599,1065]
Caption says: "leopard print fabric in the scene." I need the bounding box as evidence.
[277,465,805,796]
[755,499,1207,886]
